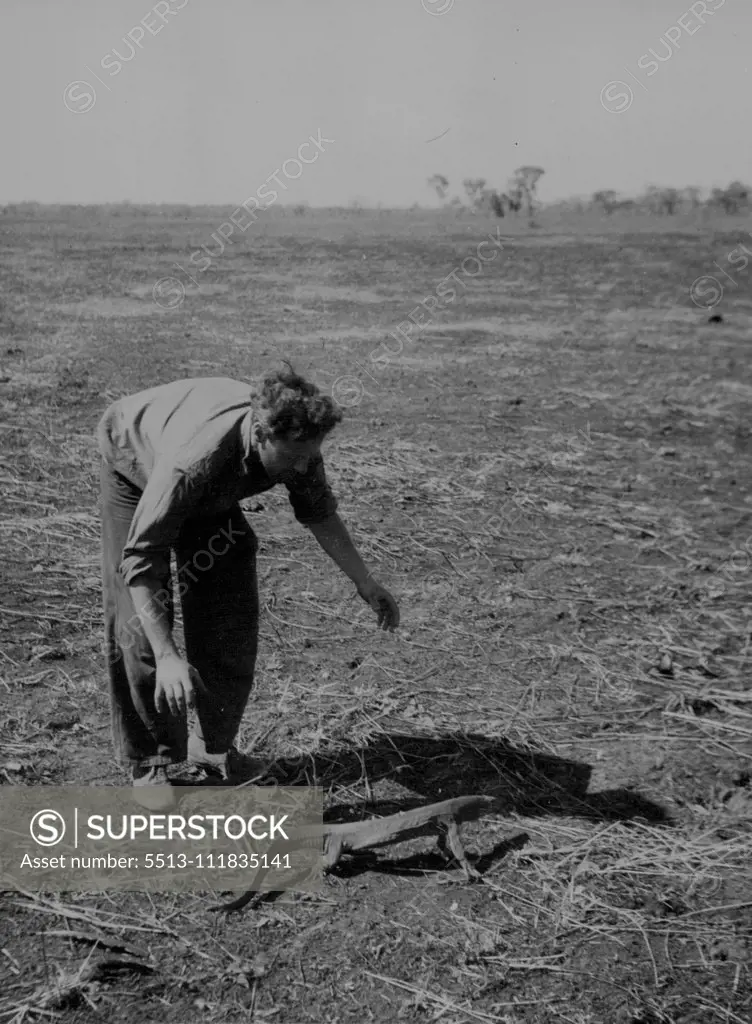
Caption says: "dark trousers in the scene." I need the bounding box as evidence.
[99,460,259,768]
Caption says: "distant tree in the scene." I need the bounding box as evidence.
[427,174,450,203]
[711,181,750,214]
[462,178,487,208]
[660,187,681,214]
[490,187,522,217]
[511,166,545,222]
[682,186,703,209]
[710,188,728,212]
[471,187,520,218]
[488,191,505,217]
[461,181,509,218]
[642,185,664,215]
[593,191,638,214]
[593,189,619,213]
[637,184,680,215]
[727,181,749,211]
[506,189,524,214]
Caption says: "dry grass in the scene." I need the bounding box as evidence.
[0,207,751,1023]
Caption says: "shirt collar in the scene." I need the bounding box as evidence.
[240,410,258,475]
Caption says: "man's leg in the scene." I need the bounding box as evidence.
[175,505,259,769]
[100,460,186,770]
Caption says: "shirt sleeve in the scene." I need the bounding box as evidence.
[118,431,237,585]
[118,463,204,585]
[285,454,338,526]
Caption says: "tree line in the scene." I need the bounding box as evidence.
[427,172,750,218]
[591,182,749,215]
[427,167,545,222]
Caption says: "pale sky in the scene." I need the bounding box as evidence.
[1,0,749,206]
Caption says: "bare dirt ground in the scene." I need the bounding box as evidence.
[1,207,751,1023]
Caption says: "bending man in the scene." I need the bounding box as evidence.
[97,367,399,808]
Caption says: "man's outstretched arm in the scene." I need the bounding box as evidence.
[306,513,400,631]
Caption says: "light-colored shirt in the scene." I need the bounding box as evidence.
[96,377,338,585]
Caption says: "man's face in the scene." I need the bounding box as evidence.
[255,429,323,482]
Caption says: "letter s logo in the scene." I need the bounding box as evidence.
[600,81,633,114]
[30,809,66,846]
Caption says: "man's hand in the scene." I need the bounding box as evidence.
[154,654,207,717]
[357,580,400,631]
[306,515,400,631]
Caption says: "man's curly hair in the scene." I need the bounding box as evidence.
[251,363,343,443]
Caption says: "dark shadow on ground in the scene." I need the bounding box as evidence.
[169,732,671,903]
[230,732,671,827]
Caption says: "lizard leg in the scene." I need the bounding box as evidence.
[322,833,344,871]
[208,888,258,913]
[208,847,283,913]
[437,818,481,881]
[208,859,274,913]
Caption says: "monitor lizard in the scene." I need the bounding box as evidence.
[209,794,496,913]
